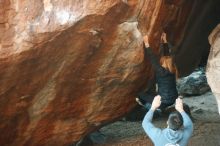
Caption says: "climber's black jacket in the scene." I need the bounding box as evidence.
[144,45,178,104]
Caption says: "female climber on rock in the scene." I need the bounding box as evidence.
[136,33,179,113]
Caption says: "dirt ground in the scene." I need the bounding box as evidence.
[97,92,220,146]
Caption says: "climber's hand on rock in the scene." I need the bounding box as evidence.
[143,35,150,48]
[161,32,168,43]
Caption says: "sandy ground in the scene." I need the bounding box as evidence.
[96,92,220,146]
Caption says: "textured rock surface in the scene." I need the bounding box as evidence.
[206,24,220,114]
[177,67,210,96]
[0,0,219,146]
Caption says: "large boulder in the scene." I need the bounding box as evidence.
[206,24,220,115]
[0,0,219,145]
[177,67,210,96]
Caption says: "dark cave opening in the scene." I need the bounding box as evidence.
[175,0,220,76]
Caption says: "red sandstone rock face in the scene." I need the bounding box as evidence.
[206,24,220,115]
[0,0,198,146]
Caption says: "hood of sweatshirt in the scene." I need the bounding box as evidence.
[163,128,183,144]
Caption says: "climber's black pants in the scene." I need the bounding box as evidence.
[138,91,174,110]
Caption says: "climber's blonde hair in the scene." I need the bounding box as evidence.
[160,56,178,78]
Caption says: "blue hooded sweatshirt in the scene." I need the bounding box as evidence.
[142,110,193,146]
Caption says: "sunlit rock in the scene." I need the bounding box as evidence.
[0,0,218,145]
[206,24,220,115]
